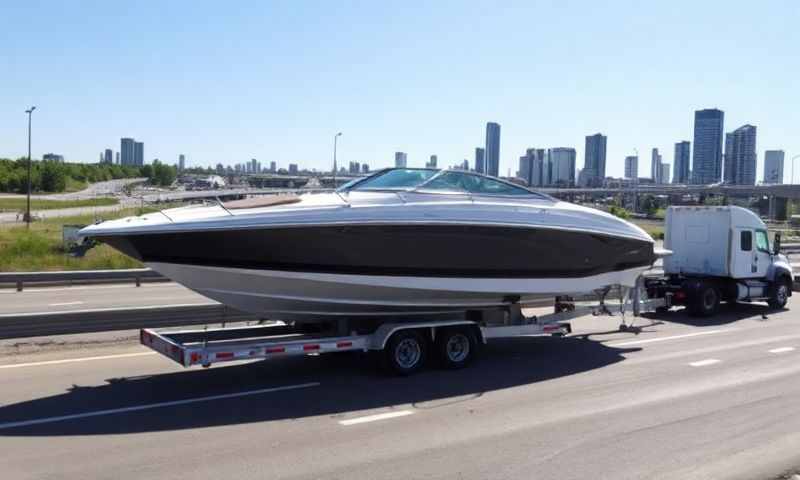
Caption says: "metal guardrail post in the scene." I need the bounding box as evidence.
[136,275,141,287]
[16,281,23,292]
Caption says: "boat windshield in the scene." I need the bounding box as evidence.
[346,168,438,191]
[417,171,545,197]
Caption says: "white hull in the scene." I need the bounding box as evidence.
[149,262,648,320]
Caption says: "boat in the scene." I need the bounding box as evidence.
[79,168,657,320]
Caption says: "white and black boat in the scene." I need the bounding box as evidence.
[80,168,657,320]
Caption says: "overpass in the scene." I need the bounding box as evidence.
[539,183,800,200]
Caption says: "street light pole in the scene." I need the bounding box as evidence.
[333,132,342,188]
[24,106,36,227]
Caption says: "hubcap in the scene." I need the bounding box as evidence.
[778,285,788,303]
[703,289,717,309]
[395,338,421,369]
[446,334,470,362]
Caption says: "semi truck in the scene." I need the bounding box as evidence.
[141,206,793,375]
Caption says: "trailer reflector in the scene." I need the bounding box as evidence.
[303,344,320,351]
[215,352,234,360]
[266,347,286,354]
[337,341,353,348]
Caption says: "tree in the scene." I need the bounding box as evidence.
[40,161,67,192]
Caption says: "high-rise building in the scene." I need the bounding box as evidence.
[475,148,486,174]
[485,122,501,177]
[582,133,607,187]
[270,161,276,173]
[104,149,113,164]
[427,155,438,169]
[120,138,136,166]
[178,154,186,171]
[651,148,662,183]
[692,108,724,184]
[518,149,546,187]
[42,153,64,163]
[462,159,469,171]
[723,124,757,185]
[251,158,258,174]
[361,163,369,174]
[673,141,691,184]
[764,150,785,184]
[394,152,407,168]
[288,163,298,175]
[133,141,144,166]
[660,163,671,184]
[624,155,639,179]
[115,152,120,164]
[549,147,576,186]
[216,163,224,175]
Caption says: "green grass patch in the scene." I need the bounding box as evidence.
[0,197,119,212]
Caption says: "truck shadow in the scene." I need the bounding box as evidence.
[642,302,786,327]
[0,337,637,437]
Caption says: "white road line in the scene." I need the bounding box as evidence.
[339,410,415,426]
[689,358,721,367]
[0,382,320,430]
[768,347,795,354]
[0,283,166,294]
[0,302,214,318]
[48,301,84,307]
[0,352,157,370]
[611,330,727,347]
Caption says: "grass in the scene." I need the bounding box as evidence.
[0,197,119,212]
[0,207,162,272]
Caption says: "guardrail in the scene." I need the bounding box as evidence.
[0,269,167,291]
[0,304,257,339]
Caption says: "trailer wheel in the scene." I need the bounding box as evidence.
[689,282,720,317]
[436,327,476,369]
[384,330,427,375]
[767,280,790,310]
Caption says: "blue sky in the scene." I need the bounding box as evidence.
[1,0,798,180]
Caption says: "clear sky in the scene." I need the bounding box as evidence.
[1,0,798,180]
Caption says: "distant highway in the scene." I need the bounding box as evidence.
[1,300,800,478]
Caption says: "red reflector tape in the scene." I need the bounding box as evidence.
[266,347,286,354]
[303,344,320,351]
[216,352,234,359]
[337,341,353,348]
[190,352,201,363]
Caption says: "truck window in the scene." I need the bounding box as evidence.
[755,230,770,252]
[741,231,752,251]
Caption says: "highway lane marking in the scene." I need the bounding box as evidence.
[611,330,727,347]
[0,352,157,370]
[0,283,168,294]
[768,347,795,354]
[689,358,721,367]
[0,382,320,431]
[338,410,415,426]
[48,301,84,307]
[0,302,215,318]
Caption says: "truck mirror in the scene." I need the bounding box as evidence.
[774,232,782,254]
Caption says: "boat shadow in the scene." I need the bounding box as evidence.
[0,336,638,437]
[642,302,786,327]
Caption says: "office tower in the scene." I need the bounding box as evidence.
[362,164,369,174]
[583,133,607,187]
[103,149,113,164]
[133,141,144,166]
[764,150,785,184]
[673,141,691,183]
[485,122,501,177]
[42,153,64,162]
[394,152,407,168]
[251,158,258,174]
[115,152,120,164]
[660,163,670,184]
[427,155,438,169]
[692,108,724,184]
[120,138,135,166]
[270,161,276,173]
[723,124,757,185]
[518,148,547,187]
[289,164,298,175]
[548,147,576,186]
[178,154,185,171]
[651,148,663,183]
[216,163,224,174]
[624,155,639,179]
[475,148,486,174]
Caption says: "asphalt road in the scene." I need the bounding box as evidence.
[1,298,800,479]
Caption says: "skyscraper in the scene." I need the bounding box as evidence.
[178,154,185,171]
[270,161,276,173]
[518,149,546,187]
[120,138,135,166]
[104,149,113,165]
[549,147,576,186]
[485,122,500,177]
[582,133,607,187]
[624,155,638,179]
[427,155,438,169]
[115,152,120,164]
[394,152,407,168]
[692,108,724,184]
[660,163,671,184]
[764,150,785,184]
[475,148,485,174]
[133,141,144,166]
[651,148,662,183]
[673,141,691,184]
[723,124,757,185]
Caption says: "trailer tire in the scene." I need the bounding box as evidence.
[384,330,427,376]
[436,327,477,369]
[688,282,720,317]
[767,279,790,310]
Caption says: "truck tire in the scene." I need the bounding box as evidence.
[384,330,427,375]
[689,282,720,317]
[767,279,790,310]
[436,327,477,369]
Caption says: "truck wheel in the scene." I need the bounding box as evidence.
[436,327,476,369]
[767,280,790,309]
[689,283,720,317]
[384,330,427,375]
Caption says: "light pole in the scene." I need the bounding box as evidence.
[791,154,800,185]
[25,106,36,227]
[332,132,342,188]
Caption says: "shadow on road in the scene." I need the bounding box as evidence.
[642,302,786,327]
[0,336,638,436]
